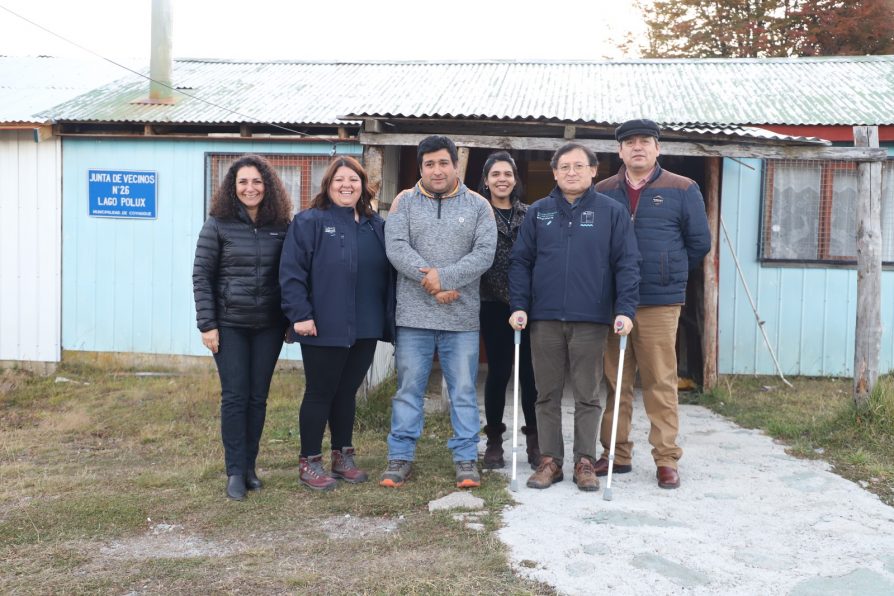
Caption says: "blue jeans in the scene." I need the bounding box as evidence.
[387,327,480,462]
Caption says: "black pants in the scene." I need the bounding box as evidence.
[479,301,537,429]
[299,339,378,456]
[213,325,284,476]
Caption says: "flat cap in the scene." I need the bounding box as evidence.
[615,119,660,142]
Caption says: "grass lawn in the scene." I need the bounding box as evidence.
[0,363,551,595]
[683,374,894,507]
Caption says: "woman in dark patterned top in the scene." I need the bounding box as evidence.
[477,152,540,469]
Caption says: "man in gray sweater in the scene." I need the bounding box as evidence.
[380,135,497,489]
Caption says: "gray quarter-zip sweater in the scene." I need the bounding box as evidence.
[385,181,496,331]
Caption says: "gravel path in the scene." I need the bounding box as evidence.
[491,394,894,595]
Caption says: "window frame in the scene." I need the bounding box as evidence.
[759,158,892,266]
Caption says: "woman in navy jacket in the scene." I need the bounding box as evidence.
[193,154,293,501]
[280,156,395,491]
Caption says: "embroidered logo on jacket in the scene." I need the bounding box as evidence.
[580,211,595,227]
[537,211,556,225]
[324,226,336,236]
[652,195,664,206]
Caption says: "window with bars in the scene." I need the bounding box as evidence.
[760,159,894,264]
[204,153,332,216]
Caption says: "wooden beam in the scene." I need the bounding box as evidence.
[32,125,53,143]
[360,131,887,161]
[702,157,721,391]
[853,126,883,407]
[338,126,348,139]
[239,124,251,138]
[364,119,384,133]
[363,145,385,211]
[456,146,470,182]
[143,124,155,136]
[563,125,576,139]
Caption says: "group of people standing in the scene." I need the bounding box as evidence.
[193,118,710,501]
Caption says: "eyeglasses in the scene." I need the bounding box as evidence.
[557,163,590,174]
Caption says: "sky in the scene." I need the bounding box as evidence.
[0,0,647,66]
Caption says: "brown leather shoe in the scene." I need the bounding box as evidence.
[299,455,337,491]
[526,456,563,489]
[594,457,632,477]
[521,426,541,469]
[657,466,680,489]
[573,457,600,492]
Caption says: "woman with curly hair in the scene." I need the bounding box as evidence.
[193,154,293,500]
[280,156,395,491]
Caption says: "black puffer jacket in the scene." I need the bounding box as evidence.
[193,207,288,331]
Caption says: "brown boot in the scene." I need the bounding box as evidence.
[573,457,600,492]
[331,447,369,484]
[299,454,337,491]
[521,426,542,469]
[482,423,506,469]
[526,456,563,489]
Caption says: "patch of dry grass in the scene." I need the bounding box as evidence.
[0,363,552,594]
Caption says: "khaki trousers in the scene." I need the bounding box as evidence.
[530,321,608,468]
[600,305,682,469]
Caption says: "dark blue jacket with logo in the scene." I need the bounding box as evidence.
[508,187,640,324]
[280,205,396,347]
[595,164,711,306]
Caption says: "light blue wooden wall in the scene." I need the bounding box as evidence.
[62,137,361,359]
[718,150,894,376]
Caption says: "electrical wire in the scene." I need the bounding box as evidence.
[0,3,354,145]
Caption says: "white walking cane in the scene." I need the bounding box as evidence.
[603,331,628,502]
[510,328,522,492]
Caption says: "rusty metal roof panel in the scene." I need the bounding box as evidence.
[45,56,894,127]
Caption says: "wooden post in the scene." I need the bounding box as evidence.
[853,126,883,407]
[456,147,470,183]
[363,145,384,211]
[702,157,721,391]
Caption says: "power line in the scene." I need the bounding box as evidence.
[0,3,353,143]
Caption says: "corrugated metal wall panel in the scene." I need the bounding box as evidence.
[717,157,886,377]
[61,138,361,360]
[0,131,62,362]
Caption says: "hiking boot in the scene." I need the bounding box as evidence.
[299,454,337,491]
[455,460,481,488]
[482,423,506,469]
[331,447,368,484]
[521,425,542,469]
[594,456,632,477]
[379,459,412,487]
[526,456,563,489]
[573,457,600,492]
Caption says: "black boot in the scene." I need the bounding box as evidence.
[482,423,507,469]
[227,475,247,501]
[521,426,541,469]
[245,469,262,490]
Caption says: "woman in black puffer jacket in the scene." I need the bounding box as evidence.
[193,154,293,501]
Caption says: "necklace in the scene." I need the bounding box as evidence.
[494,206,513,229]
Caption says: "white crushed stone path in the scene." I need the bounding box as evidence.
[486,393,894,596]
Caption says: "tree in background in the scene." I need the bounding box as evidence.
[792,0,894,56]
[636,0,894,58]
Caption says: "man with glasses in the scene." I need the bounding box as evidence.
[509,142,640,492]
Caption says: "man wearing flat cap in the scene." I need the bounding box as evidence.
[594,119,710,490]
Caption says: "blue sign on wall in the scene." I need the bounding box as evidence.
[88,169,157,219]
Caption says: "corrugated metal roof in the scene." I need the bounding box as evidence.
[44,56,894,127]
[0,56,126,124]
